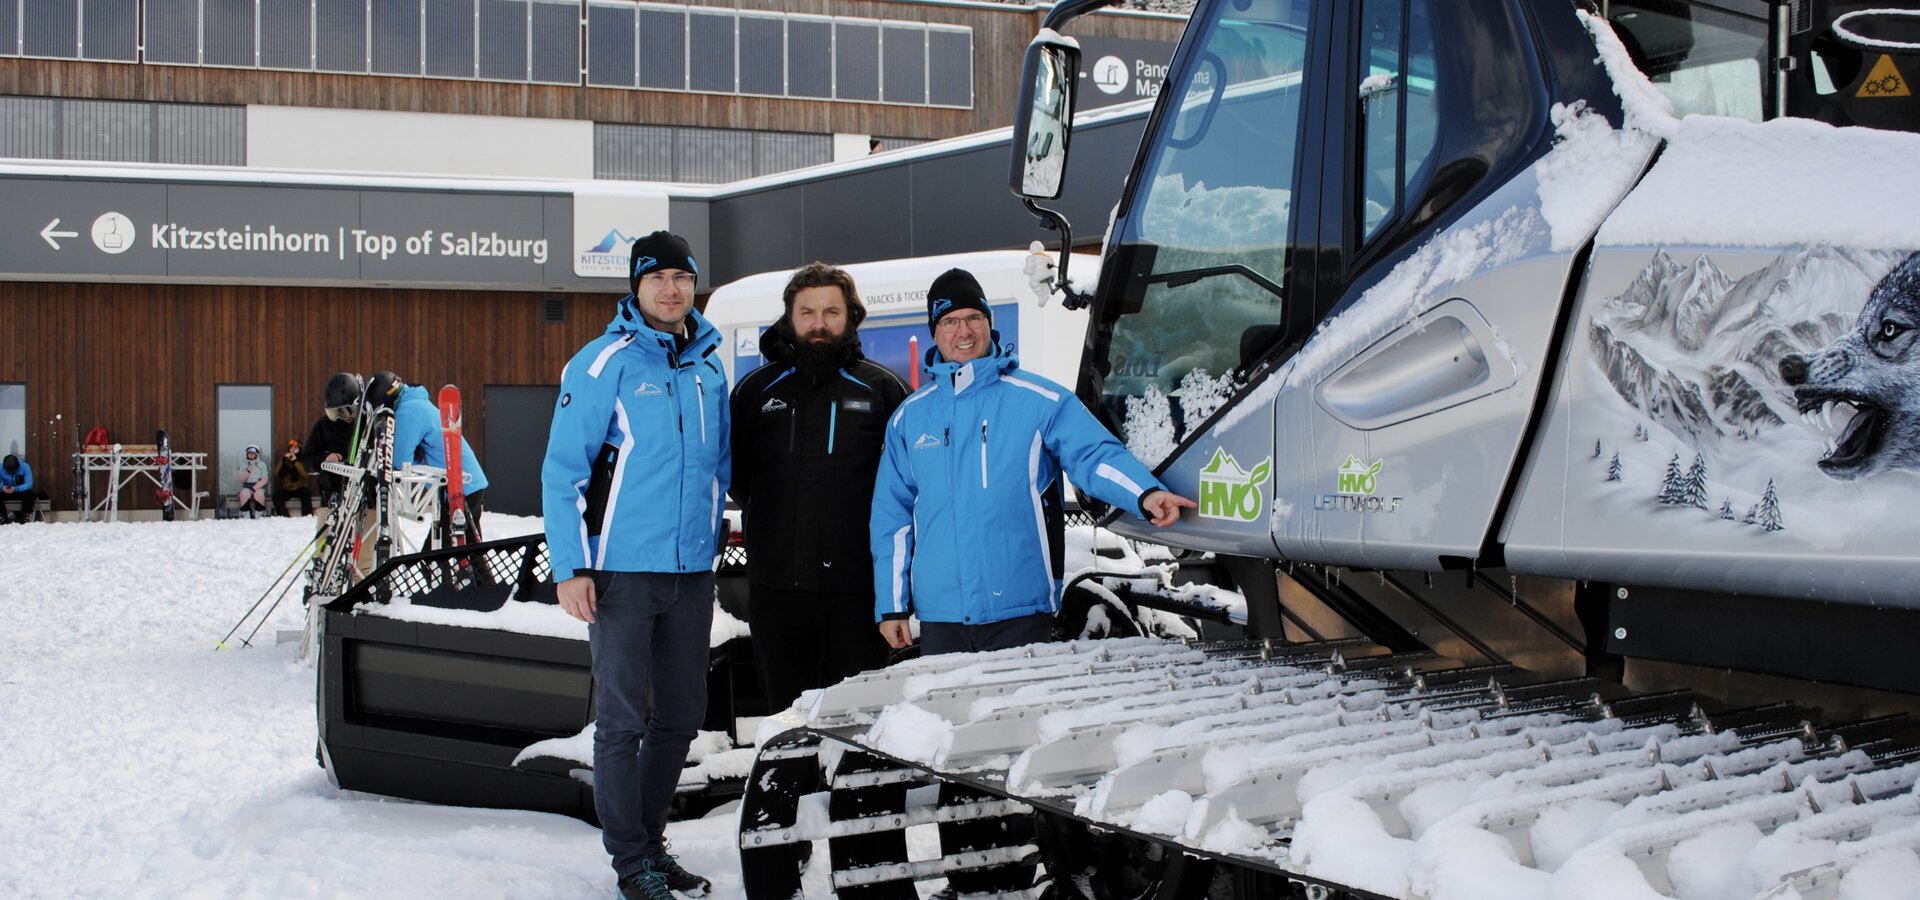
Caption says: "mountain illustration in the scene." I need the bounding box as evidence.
[586,228,638,254]
[1589,245,1900,443]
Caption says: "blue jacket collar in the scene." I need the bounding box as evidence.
[608,298,722,362]
[924,330,1017,396]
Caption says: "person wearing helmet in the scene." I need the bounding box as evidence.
[273,438,313,517]
[301,372,363,502]
[0,454,39,524]
[236,445,269,518]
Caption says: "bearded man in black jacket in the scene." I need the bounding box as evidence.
[730,262,909,713]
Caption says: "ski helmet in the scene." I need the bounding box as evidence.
[367,371,403,410]
[245,445,260,457]
[2,455,16,473]
[324,372,364,409]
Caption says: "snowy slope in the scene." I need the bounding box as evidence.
[0,515,749,899]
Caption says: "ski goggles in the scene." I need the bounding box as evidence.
[325,404,358,422]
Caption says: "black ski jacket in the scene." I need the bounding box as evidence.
[730,328,909,593]
[300,415,356,498]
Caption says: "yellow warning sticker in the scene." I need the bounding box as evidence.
[1857,54,1912,98]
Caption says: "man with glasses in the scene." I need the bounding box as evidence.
[871,268,1196,657]
[544,230,726,900]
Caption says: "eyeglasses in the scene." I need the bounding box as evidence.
[936,313,989,332]
[641,272,696,290]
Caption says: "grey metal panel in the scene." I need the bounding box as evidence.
[80,0,137,61]
[676,128,752,184]
[371,0,422,75]
[834,21,877,102]
[316,0,368,72]
[64,98,148,162]
[0,2,17,55]
[0,96,61,158]
[710,187,804,277]
[636,7,683,90]
[752,131,829,178]
[585,3,635,87]
[261,0,314,69]
[156,104,245,166]
[527,0,575,84]
[424,0,474,77]
[927,27,971,108]
[799,167,913,270]
[143,0,198,63]
[785,19,830,99]
[22,0,78,58]
[204,0,258,67]
[880,24,924,105]
[904,149,1039,257]
[480,384,557,517]
[475,0,525,81]
[665,197,708,289]
[592,122,673,182]
[686,10,733,93]
[736,14,782,97]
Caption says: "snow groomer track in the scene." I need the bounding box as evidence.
[737,637,1920,900]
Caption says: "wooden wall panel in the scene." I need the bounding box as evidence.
[0,281,629,509]
[0,4,1186,140]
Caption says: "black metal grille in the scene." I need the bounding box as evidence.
[328,535,554,614]
[542,295,569,324]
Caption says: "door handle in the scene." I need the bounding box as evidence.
[1315,298,1518,430]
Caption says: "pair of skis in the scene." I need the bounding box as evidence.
[438,385,471,548]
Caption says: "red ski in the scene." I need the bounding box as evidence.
[438,385,470,547]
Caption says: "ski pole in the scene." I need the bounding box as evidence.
[237,565,311,649]
[216,530,323,650]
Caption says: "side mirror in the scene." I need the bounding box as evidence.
[1010,36,1082,200]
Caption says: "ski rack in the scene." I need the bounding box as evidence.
[737,637,1920,899]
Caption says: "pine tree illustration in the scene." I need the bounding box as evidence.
[1594,439,1603,458]
[1719,498,1734,520]
[1636,424,1650,442]
[1607,452,1622,482]
[1758,479,1784,532]
[1658,453,1684,503]
[1683,454,1710,508]
[1744,504,1758,525]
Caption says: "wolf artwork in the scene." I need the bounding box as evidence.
[1779,250,1920,480]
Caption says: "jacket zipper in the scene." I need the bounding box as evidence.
[980,419,988,488]
[695,374,707,442]
[828,399,838,455]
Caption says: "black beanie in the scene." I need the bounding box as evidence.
[629,231,699,293]
[927,268,991,333]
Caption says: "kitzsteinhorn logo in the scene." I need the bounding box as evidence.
[913,433,943,450]
[761,398,788,413]
[1198,448,1272,522]
[577,228,635,277]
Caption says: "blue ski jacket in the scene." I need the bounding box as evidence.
[393,384,489,494]
[542,299,730,582]
[871,336,1165,626]
[1,459,33,491]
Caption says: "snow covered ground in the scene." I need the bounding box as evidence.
[0,514,750,899]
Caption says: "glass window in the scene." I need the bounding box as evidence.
[594,121,674,181]
[881,24,925,104]
[834,20,878,102]
[217,385,273,496]
[476,0,527,80]
[0,385,24,461]
[676,127,752,183]
[586,3,636,87]
[1355,0,1437,244]
[753,130,830,176]
[204,0,257,66]
[316,0,369,72]
[528,0,576,84]
[64,98,148,161]
[0,4,18,56]
[22,0,78,58]
[1104,0,1313,457]
[1609,2,1766,120]
[156,103,245,165]
[637,7,683,90]
[425,0,475,77]
[81,0,137,61]
[262,0,314,69]
[0,96,60,157]
[786,17,830,99]
[687,10,734,92]
[143,0,197,63]
[737,14,783,96]
[927,27,971,107]
[372,0,422,74]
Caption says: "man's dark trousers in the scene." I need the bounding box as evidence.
[588,570,714,880]
[749,584,890,713]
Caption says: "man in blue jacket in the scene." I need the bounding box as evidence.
[0,454,39,523]
[543,231,727,900]
[387,376,490,539]
[871,268,1195,656]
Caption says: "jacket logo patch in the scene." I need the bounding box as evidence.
[560,392,571,408]
[913,433,944,450]
[635,383,663,397]
[842,398,873,413]
[761,398,788,413]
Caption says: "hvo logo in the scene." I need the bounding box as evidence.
[1198,448,1272,522]
[1337,455,1383,495]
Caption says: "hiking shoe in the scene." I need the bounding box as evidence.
[642,848,711,898]
[616,865,675,900]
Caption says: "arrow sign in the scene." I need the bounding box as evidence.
[41,218,79,250]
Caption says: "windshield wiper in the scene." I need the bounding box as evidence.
[1143,264,1285,301]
